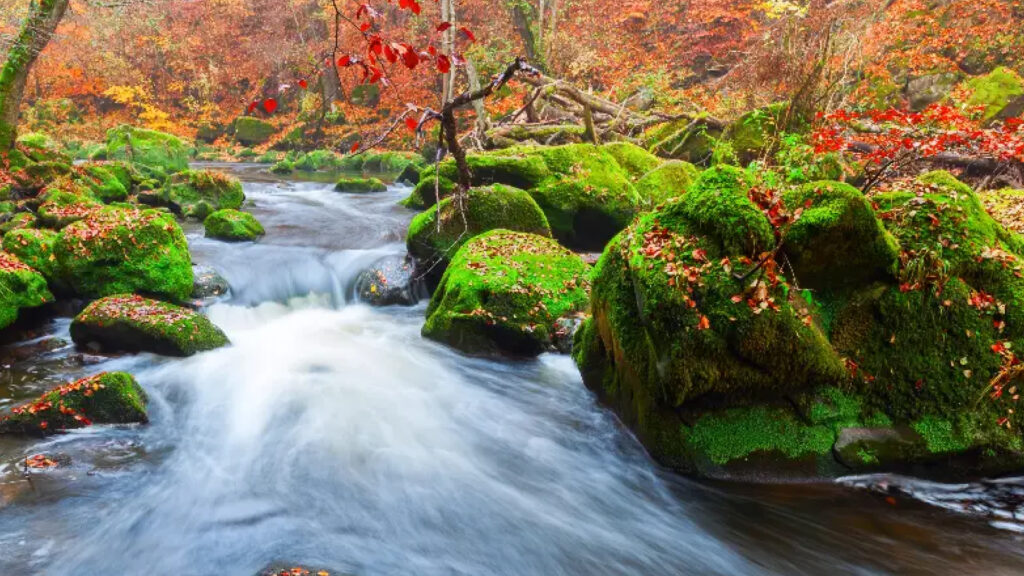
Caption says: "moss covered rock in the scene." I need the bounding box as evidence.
[13,160,73,190]
[334,177,387,193]
[234,117,276,146]
[424,230,590,356]
[601,141,661,177]
[0,372,147,435]
[204,209,265,241]
[965,67,1024,123]
[678,165,773,256]
[723,102,792,164]
[407,185,551,283]
[35,182,102,229]
[2,228,62,290]
[0,212,36,235]
[105,125,189,174]
[645,116,721,164]
[163,169,245,220]
[78,163,129,202]
[0,252,53,331]
[71,294,229,357]
[635,160,700,206]
[782,181,899,290]
[270,160,295,174]
[56,207,193,301]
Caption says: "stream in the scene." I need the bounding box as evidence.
[1,164,1024,575]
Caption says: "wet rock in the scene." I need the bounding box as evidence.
[192,264,231,300]
[204,209,265,242]
[0,372,148,435]
[833,426,925,470]
[906,73,959,111]
[71,294,229,357]
[354,254,423,306]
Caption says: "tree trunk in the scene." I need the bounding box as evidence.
[0,0,71,151]
[510,2,538,65]
[464,56,490,144]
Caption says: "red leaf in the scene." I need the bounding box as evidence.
[247,101,259,113]
[262,98,278,114]
[459,26,476,42]
[298,79,308,90]
[360,22,371,32]
[405,117,418,132]
[436,54,451,74]
[436,21,452,32]
[400,44,419,69]
[427,45,437,56]
[338,55,352,67]
[383,44,398,64]
[350,141,361,153]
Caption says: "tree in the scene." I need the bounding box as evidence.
[0,0,71,151]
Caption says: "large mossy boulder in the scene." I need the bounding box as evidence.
[601,141,661,178]
[576,168,1024,479]
[105,125,189,175]
[35,183,102,229]
[71,294,229,357]
[163,169,245,220]
[635,160,700,207]
[55,207,193,301]
[354,254,423,306]
[204,209,265,241]
[0,372,147,435]
[782,181,899,290]
[424,230,590,356]
[644,116,721,164]
[78,163,129,202]
[233,117,276,146]
[723,102,793,164]
[406,185,551,284]
[0,252,53,331]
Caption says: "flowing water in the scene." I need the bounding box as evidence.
[2,164,1024,575]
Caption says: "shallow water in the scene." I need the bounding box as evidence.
[1,164,1023,575]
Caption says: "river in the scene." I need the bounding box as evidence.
[1,164,1023,575]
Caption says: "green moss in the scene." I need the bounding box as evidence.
[0,212,35,235]
[79,164,129,202]
[407,184,551,278]
[782,181,899,290]
[233,117,276,145]
[55,206,193,301]
[645,117,721,164]
[71,294,229,357]
[685,405,836,466]
[635,160,700,207]
[359,151,423,174]
[965,67,1024,122]
[436,152,553,191]
[0,372,147,435]
[294,150,343,172]
[270,160,295,174]
[36,182,102,229]
[334,177,386,193]
[13,160,72,190]
[204,209,265,241]
[423,230,590,356]
[2,228,61,288]
[678,165,773,256]
[105,125,189,174]
[413,174,457,207]
[601,141,661,177]
[0,251,53,330]
[912,415,974,454]
[163,169,245,220]
[724,102,792,163]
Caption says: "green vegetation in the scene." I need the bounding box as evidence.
[105,125,188,174]
[335,176,387,193]
[0,251,53,330]
[204,208,265,241]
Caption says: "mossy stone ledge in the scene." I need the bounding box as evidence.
[0,372,148,435]
[162,169,245,220]
[2,228,63,291]
[204,209,265,242]
[71,294,229,357]
[424,230,591,356]
[334,177,387,193]
[105,125,189,175]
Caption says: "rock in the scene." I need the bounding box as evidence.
[354,254,423,306]
[635,160,700,206]
[15,132,66,163]
[600,141,661,177]
[0,252,53,331]
[270,160,294,174]
[424,230,590,356]
[357,151,423,175]
[833,426,926,471]
[164,169,245,220]
[55,206,193,301]
[78,163,129,202]
[2,228,62,291]
[406,184,552,285]
[12,160,72,191]
[964,67,1024,123]
[192,264,230,300]
[0,212,35,235]
[906,73,960,111]
[723,102,793,164]
[0,372,147,435]
[782,181,899,290]
[644,115,721,164]
[294,150,343,171]
[105,125,189,175]
[678,165,774,255]
[233,117,276,146]
[334,177,387,193]
[71,294,229,356]
[395,162,422,185]
[35,183,102,229]
[204,209,265,242]
[196,122,226,143]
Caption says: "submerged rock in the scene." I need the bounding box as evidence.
[0,252,53,331]
[354,254,423,306]
[192,264,231,300]
[0,372,148,435]
[204,209,265,242]
[71,294,229,357]
[55,206,193,302]
[334,177,387,193]
[424,230,590,356]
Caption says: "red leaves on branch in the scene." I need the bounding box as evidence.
[436,22,452,32]
[436,54,451,74]
[398,0,422,15]
[262,98,278,114]
[405,117,418,132]
[459,27,476,42]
